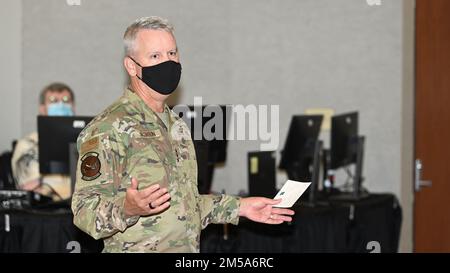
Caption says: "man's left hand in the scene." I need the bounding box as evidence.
[238,197,295,224]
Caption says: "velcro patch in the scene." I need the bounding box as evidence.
[80,152,101,181]
[80,136,99,154]
[140,129,161,138]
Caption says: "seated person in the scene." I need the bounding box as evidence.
[11,82,75,201]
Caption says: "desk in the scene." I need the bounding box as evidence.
[200,194,402,253]
[0,208,103,253]
[0,194,401,253]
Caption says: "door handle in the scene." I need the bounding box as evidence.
[415,159,432,192]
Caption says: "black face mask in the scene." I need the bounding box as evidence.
[129,56,182,95]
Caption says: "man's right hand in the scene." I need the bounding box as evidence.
[124,177,171,217]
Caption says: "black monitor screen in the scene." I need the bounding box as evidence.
[38,116,94,174]
[172,105,231,164]
[192,139,212,194]
[279,115,323,181]
[248,151,277,198]
[330,112,358,169]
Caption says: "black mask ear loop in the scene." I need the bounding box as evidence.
[128,56,144,81]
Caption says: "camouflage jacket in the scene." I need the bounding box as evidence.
[71,88,240,253]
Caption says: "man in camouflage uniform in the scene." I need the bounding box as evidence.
[72,16,294,253]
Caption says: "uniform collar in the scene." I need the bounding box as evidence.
[123,88,181,132]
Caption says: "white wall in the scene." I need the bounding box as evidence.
[0,0,22,152]
[400,0,415,253]
[21,0,406,192]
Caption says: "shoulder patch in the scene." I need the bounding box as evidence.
[80,152,101,181]
[80,136,99,154]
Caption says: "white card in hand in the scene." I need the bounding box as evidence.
[273,180,311,208]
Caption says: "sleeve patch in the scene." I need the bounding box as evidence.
[80,152,102,181]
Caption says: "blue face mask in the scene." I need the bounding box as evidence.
[47,102,73,116]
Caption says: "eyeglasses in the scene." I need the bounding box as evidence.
[48,95,72,103]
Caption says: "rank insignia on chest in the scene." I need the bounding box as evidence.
[80,152,101,181]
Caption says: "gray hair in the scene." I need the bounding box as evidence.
[123,16,174,56]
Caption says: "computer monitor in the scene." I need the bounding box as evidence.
[279,115,323,179]
[279,115,323,205]
[248,151,277,198]
[172,105,231,194]
[38,116,94,175]
[330,112,358,169]
[329,111,367,200]
[193,140,212,194]
[173,105,231,164]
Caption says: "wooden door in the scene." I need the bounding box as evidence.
[414,0,450,252]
